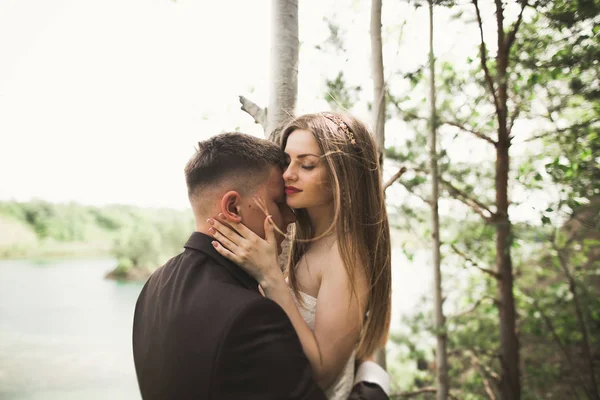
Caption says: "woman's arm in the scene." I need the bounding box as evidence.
[261,249,368,389]
[208,216,368,389]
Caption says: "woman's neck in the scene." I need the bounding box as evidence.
[307,202,336,238]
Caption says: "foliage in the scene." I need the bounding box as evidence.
[372,0,600,398]
[0,200,194,273]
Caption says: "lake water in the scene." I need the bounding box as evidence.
[0,258,144,400]
[0,251,429,399]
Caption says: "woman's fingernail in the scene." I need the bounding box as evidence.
[208,227,216,234]
[212,241,218,248]
[218,213,225,219]
[207,218,214,225]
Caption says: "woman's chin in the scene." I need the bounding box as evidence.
[286,199,303,209]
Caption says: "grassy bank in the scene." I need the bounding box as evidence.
[0,200,194,277]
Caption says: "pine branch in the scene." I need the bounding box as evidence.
[397,181,432,205]
[520,118,600,143]
[508,104,521,137]
[505,1,528,54]
[451,296,487,319]
[442,120,497,146]
[468,351,500,400]
[411,167,495,219]
[440,177,495,221]
[451,244,501,279]
[472,0,500,113]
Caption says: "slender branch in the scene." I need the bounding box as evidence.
[442,120,497,146]
[451,244,501,279]
[401,109,498,146]
[520,118,600,143]
[508,104,521,137]
[470,346,502,361]
[472,0,500,112]
[440,177,496,221]
[238,95,267,129]
[505,1,528,54]
[397,109,425,123]
[448,346,501,361]
[478,357,501,382]
[412,167,495,220]
[384,166,408,192]
[451,296,487,319]
[394,169,431,206]
[468,352,499,400]
[395,179,432,205]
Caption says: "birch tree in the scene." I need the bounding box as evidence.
[427,3,449,399]
[371,0,386,166]
[239,0,299,140]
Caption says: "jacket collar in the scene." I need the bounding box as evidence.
[184,231,260,293]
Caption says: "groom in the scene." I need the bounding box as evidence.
[132,132,390,399]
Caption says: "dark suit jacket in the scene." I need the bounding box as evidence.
[133,232,388,400]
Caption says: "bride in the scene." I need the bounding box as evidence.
[209,112,392,399]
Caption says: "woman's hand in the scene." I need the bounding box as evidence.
[208,213,284,289]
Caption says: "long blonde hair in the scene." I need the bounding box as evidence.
[280,112,392,360]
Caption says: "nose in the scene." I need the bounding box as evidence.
[283,164,296,182]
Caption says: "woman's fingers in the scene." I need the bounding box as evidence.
[217,213,254,237]
[208,226,239,252]
[208,217,242,246]
[211,240,242,264]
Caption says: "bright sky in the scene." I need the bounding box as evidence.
[0,0,512,209]
[1,0,548,337]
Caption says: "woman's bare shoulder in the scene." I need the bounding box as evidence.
[323,240,369,299]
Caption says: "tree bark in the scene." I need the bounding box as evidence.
[268,0,299,139]
[428,2,449,399]
[370,0,388,370]
[471,1,522,398]
[492,1,521,399]
[370,0,385,167]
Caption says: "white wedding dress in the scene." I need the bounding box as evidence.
[291,290,356,400]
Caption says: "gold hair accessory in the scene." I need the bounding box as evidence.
[321,113,357,146]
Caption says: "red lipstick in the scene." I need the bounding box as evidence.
[285,186,302,195]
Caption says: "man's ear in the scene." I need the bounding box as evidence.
[220,191,242,222]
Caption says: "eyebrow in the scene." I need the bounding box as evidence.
[285,153,321,159]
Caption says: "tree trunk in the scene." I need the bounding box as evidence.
[428,2,449,399]
[268,0,299,140]
[370,0,388,370]
[239,0,298,141]
[370,0,385,167]
[495,123,520,400]
[493,2,521,399]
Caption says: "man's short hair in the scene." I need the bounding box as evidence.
[184,132,285,200]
